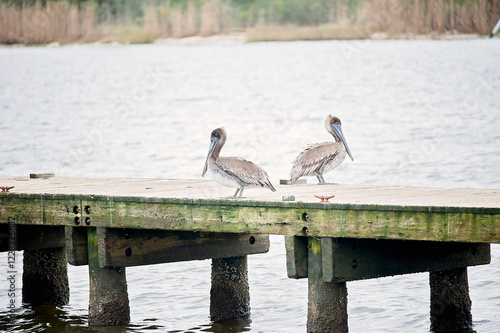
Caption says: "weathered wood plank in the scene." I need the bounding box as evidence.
[1,194,499,243]
[1,176,499,243]
[2,176,498,208]
[66,226,88,265]
[97,228,269,268]
[29,173,54,179]
[0,195,44,225]
[87,227,130,326]
[285,235,308,279]
[0,224,65,251]
[307,237,348,333]
[321,238,490,283]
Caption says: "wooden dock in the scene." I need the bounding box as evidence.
[1,176,499,332]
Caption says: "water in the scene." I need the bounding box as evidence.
[0,38,499,332]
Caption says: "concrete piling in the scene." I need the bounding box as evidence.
[22,247,69,306]
[430,268,473,332]
[210,256,250,322]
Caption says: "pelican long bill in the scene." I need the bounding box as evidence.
[331,123,354,161]
[202,136,218,177]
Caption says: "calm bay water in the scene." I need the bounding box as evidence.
[0,38,499,332]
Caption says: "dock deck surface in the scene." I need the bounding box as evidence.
[1,176,499,207]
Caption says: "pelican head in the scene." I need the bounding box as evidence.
[325,115,354,161]
[202,127,226,177]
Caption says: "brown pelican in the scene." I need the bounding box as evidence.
[202,127,276,198]
[289,115,354,185]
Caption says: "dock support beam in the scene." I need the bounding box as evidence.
[430,267,473,332]
[22,247,69,306]
[307,238,348,333]
[87,228,130,326]
[210,256,250,322]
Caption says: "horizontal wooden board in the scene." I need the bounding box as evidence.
[66,226,88,265]
[285,236,308,278]
[97,228,269,268]
[0,176,499,243]
[0,224,65,251]
[321,238,491,282]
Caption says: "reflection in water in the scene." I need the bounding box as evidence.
[200,316,252,332]
[0,305,87,333]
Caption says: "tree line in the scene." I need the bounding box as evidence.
[1,0,499,44]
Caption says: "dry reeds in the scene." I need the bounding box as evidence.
[0,1,97,44]
[248,0,500,42]
[1,0,499,45]
[357,0,500,36]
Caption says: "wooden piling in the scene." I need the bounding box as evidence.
[430,268,473,332]
[307,237,348,333]
[87,228,130,326]
[22,247,69,306]
[210,256,250,322]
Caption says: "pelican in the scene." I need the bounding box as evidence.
[289,115,354,184]
[202,127,276,198]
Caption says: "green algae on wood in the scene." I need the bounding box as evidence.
[2,193,499,243]
[307,237,348,333]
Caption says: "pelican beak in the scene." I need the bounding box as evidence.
[331,123,354,161]
[202,136,218,177]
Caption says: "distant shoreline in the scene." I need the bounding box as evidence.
[0,31,494,48]
[2,0,498,46]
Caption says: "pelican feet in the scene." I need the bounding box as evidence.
[221,187,245,199]
[316,175,338,185]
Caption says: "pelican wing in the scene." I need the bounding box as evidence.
[216,157,276,191]
[289,142,339,180]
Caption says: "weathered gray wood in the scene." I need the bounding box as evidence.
[66,226,88,265]
[87,227,130,326]
[430,268,473,332]
[307,237,348,333]
[29,173,54,179]
[321,238,490,282]
[0,225,65,251]
[2,176,498,208]
[97,228,269,268]
[280,179,307,185]
[210,256,250,322]
[22,247,69,306]
[285,235,308,278]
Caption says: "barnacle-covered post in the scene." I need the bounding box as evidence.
[22,247,69,306]
[210,256,250,321]
[430,268,473,332]
[20,225,69,306]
